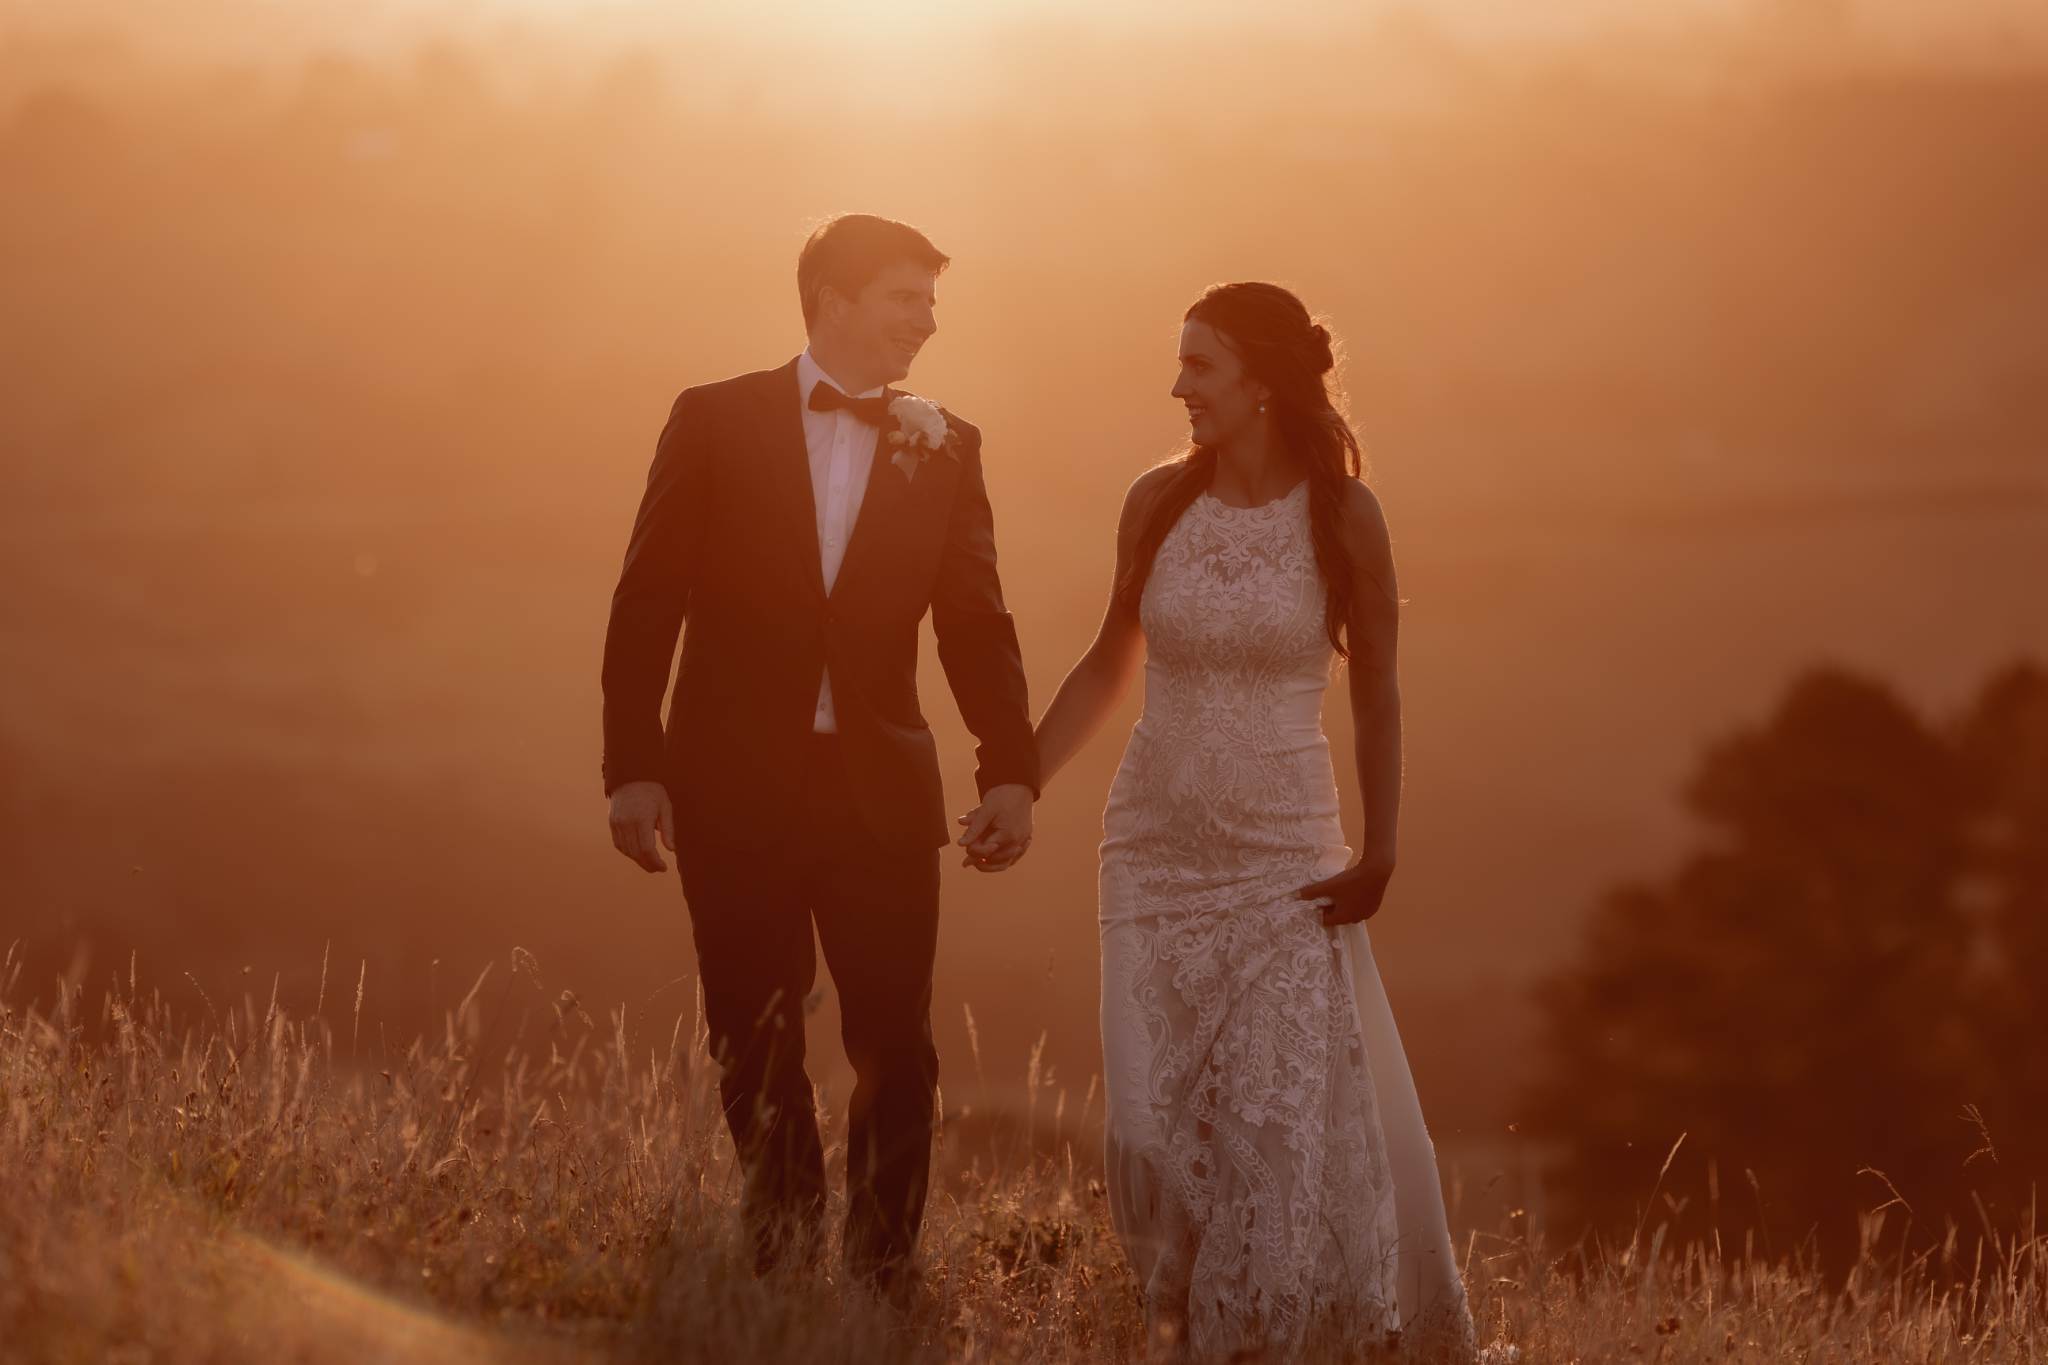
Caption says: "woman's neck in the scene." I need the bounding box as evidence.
[1207,425,1296,507]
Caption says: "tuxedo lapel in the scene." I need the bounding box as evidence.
[758,360,826,602]
[831,425,908,601]
[834,428,960,601]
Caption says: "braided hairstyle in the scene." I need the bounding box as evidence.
[1117,282,1365,657]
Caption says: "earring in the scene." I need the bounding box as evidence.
[1257,403,1267,414]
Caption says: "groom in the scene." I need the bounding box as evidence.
[600,214,1039,1289]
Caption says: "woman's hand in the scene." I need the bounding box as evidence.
[1296,860,1394,927]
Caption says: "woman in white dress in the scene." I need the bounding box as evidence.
[1027,284,1474,1359]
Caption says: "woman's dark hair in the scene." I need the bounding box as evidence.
[797,214,950,328]
[1116,282,1366,657]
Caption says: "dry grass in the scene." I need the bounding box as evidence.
[2,943,2042,1365]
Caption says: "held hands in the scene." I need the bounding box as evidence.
[1296,859,1395,927]
[608,781,676,873]
[955,783,1035,873]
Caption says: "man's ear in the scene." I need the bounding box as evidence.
[815,284,845,326]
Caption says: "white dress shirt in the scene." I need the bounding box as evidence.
[796,349,883,734]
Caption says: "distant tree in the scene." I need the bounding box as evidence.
[1531,663,2045,1266]
[1956,662,2048,1166]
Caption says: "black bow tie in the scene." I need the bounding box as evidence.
[808,381,894,426]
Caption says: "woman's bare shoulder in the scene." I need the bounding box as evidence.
[1337,478,1391,545]
[1120,461,1187,528]
[1337,479,1399,607]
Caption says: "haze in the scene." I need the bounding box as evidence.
[2,0,2043,1208]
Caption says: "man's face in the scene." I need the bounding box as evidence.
[822,261,939,386]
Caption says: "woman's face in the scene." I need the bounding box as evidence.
[1171,319,1267,450]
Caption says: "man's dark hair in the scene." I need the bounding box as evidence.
[797,214,950,329]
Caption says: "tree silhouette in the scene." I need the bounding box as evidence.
[1531,662,2044,1266]
[1957,662,2048,1167]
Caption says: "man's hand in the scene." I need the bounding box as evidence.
[955,783,1035,873]
[1296,859,1394,927]
[608,780,675,873]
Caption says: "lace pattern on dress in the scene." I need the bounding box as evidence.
[1101,483,1462,1357]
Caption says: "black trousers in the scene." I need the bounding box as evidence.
[676,732,941,1279]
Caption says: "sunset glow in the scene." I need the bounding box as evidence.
[3,0,2045,1357]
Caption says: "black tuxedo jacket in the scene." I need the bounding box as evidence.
[601,359,1039,851]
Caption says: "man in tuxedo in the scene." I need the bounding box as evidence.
[600,214,1038,1290]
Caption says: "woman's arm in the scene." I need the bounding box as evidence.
[1031,466,1176,790]
[1299,479,1403,926]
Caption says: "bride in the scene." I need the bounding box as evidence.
[1016,283,1473,1358]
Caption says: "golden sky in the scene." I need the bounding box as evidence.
[7,0,2047,67]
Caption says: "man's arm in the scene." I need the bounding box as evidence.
[930,420,1038,869]
[600,388,710,871]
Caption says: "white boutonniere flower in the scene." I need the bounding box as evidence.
[885,393,954,482]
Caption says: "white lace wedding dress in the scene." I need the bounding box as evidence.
[1099,481,1474,1360]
